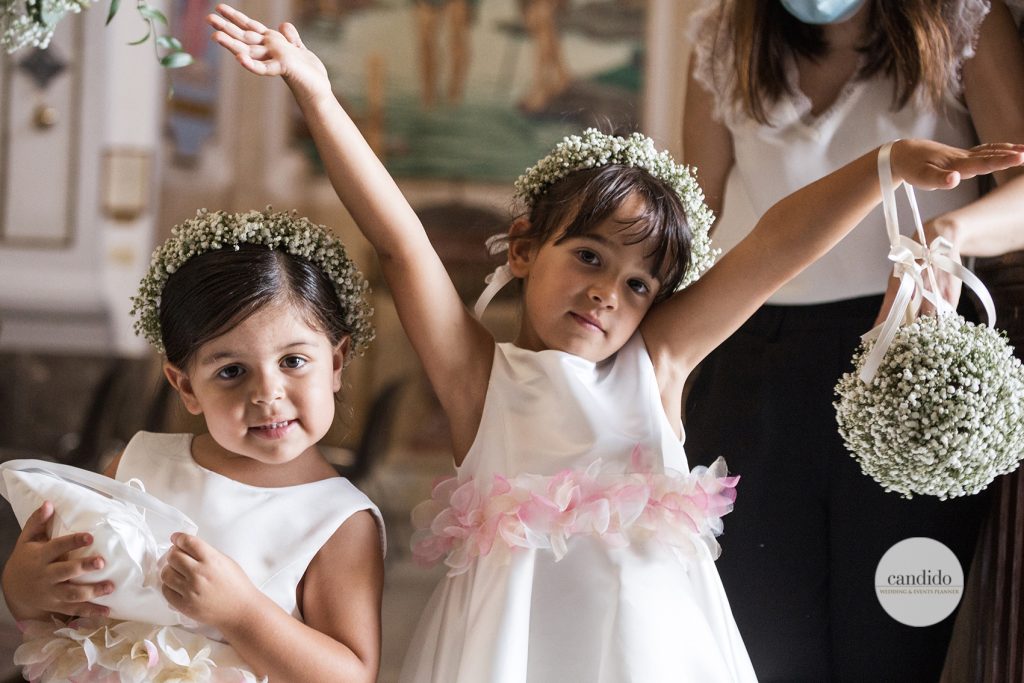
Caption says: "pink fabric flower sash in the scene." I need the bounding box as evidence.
[412,449,738,576]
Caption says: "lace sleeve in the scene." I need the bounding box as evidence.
[948,0,992,66]
[686,0,741,124]
[947,0,1024,95]
[946,0,1021,97]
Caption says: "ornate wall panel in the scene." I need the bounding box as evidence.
[0,17,83,247]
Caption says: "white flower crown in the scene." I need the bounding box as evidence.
[131,208,374,358]
[513,128,718,289]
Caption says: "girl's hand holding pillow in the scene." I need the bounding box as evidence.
[160,532,262,632]
[1,502,113,620]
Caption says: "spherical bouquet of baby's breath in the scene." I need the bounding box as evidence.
[834,313,1024,499]
[131,207,374,358]
[514,128,718,289]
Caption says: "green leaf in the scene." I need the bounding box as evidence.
[138,5,168,25]
[106,0,121,26]
[128,27,151,45]
[156,36,182,51]
[160,51,194,69]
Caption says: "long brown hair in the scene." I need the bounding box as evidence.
[726,0,956,124]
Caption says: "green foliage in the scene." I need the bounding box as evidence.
[2,0,193,69]
[118,0,191,69]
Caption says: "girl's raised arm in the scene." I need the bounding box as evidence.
[642,140,1024,392]
[208,5,494,452]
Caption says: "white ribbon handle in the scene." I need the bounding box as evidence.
[858,142,997,383]
[473,233,515,319]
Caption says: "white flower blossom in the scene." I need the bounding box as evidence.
[13,617,266,683]
[514,128,718,289]
[131,207,374,361]
[835,314,1024,499]
[1,0,90,52]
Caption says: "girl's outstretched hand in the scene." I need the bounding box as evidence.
[208,4,330,99]
[0,501,114,620]
[892,140,1024,189]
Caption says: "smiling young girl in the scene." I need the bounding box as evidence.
[2,209,384,683]
[208,5,1024,680]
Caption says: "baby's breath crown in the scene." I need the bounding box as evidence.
[514,128,718,289]
[131,207,374,359]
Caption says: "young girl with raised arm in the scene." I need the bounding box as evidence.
[1,209,385,683]
[208,6,1024,681]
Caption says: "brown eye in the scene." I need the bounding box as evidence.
[217,364,244,380]
[628,279,650,294]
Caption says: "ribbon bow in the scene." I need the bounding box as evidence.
[473,233,515,319]
[857,142,996,383]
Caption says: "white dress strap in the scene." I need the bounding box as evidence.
[473,233,515,319]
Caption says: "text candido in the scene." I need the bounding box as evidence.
[887,570,953,586]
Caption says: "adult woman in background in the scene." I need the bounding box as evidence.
[683,1,1024,680]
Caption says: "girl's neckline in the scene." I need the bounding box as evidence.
[185,433,340,491]
[503,341,619,373]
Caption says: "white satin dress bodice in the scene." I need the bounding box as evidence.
[116,431,384,642]
[400,334,755,683]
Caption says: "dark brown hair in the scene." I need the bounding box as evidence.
[513,164,692,301]
[159,244,351,368]
[724,0,955,124]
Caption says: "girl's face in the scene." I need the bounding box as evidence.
[510,192,663,362]
[164,301,346,469]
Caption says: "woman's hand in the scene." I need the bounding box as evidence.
[892,140,1024,190]
[160,532,260,631]
[1,502,114,620]
[208,4,331,102]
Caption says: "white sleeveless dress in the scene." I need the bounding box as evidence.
[12,432,384,683]
[115,431,385,642]
[400,334,755,683]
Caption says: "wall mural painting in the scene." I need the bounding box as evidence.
[297,0,646,182]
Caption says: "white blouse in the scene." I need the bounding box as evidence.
[688,0,1020,304]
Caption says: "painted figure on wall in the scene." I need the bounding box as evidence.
[295,0,646,181]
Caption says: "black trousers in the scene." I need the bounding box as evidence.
[684,295,988,683]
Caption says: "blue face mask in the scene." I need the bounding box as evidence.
[779,0,865,24]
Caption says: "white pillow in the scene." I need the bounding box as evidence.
[0,459,198,626]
